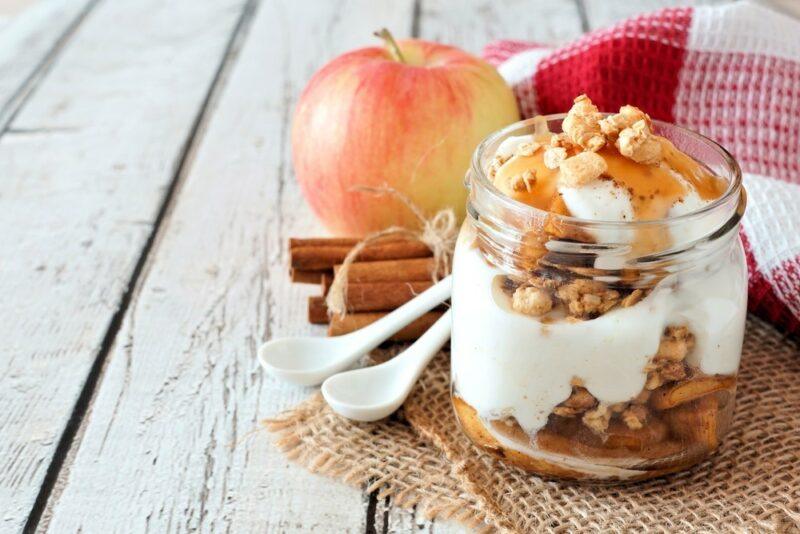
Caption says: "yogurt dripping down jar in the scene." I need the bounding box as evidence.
[450,114,747,481]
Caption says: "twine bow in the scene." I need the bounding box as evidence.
[325,186,458,317]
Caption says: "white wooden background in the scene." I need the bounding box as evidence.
[0,0,727,532]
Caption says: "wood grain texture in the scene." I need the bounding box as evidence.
[0,0,96,128]
[0,0,250,531]
[418,0,585,53]
[13,1,717,533]
[42,1,417,532]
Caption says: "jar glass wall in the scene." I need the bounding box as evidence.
[450,115,747,481]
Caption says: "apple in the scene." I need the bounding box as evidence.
[292,30,520,235]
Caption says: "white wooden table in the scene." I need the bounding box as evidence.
[0,1,726,532]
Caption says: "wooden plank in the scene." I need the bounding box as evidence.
[0,0,97,128]
[580,0,729,30]
[418,0,585,54]
[0,0,251,531]
[41,1,416,532]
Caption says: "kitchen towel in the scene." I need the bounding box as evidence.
[484,1,800,335]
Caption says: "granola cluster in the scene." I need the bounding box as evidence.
[645,326,693,390]
[550,325,696,435]
[497,95,664,192]
[510,274,633,320]
[552,94,663,185]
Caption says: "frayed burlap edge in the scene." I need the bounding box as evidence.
[264,316,800,533]
[263,394,496,532]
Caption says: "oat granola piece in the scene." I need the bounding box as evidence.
[550,132,574,149]
[620,288,645,307]
[489,154,509,178]
[645,326,690,391]
[556,279,620,318]
[562,94,606,152]
[645,366,664,391]
[544,146,567,169]
[512,286,553,316]
[559,151,608,187]
[516,141,541,157]
[622,404,648,430]
[656,325,695,361]
[599,105,649,139]
[645,361,687,390]
[616,119,662,165]
[527,274,561,291]
[659,361,688,382]
[511,169,537,192]
[553,383,597,418]
[582,404,611,434]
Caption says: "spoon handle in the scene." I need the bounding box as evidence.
[390,308,452,382]
[346,275,452,352]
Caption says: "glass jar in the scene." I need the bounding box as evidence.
[450,115,747,481]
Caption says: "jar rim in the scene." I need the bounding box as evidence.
[469,113,744,229]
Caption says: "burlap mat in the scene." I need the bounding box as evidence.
[264,316,800,533]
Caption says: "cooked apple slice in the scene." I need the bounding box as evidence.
[604,418,668,451]
[650,375,736,410]
[663,395,720,451]
[452,396,586,478]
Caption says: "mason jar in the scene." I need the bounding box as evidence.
[450,115,747,481]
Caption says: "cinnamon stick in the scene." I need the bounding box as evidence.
[290,240,431,271]
[328,311,443,341]
[289,237,361,249]
[288,235,408,250]
[307,296,328,324]
[342,281,433,312]
[333,257,442,283]
[320,272,333,295]
[291,268,329,284]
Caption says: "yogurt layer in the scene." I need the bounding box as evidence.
[451,225,747,438]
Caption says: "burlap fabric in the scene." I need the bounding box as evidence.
[265,316,800,533]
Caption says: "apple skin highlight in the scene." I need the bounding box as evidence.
[292,39,520,235]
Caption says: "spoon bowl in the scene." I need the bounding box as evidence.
[259,276,452,386]
[322,309,452,421]
[258,336,353,386]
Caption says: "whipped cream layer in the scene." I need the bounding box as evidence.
[450,225,747,439]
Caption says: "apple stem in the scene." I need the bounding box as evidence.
[373,28,407,64]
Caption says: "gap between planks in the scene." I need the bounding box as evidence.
[574,0,591,33]
[23,1,262,532]
[362,3,423,529]
[0,0,101,133]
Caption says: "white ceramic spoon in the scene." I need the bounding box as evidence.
[321,308,452,421]
[258,275,452,386]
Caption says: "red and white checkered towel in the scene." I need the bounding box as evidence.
[484,1,800,336]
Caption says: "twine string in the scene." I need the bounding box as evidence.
[325,185,458,317]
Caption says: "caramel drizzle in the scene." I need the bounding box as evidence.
[492,135,727,254]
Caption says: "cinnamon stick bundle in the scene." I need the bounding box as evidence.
[292,236,449,341]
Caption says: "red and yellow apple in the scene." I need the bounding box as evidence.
[292,31,520,235]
